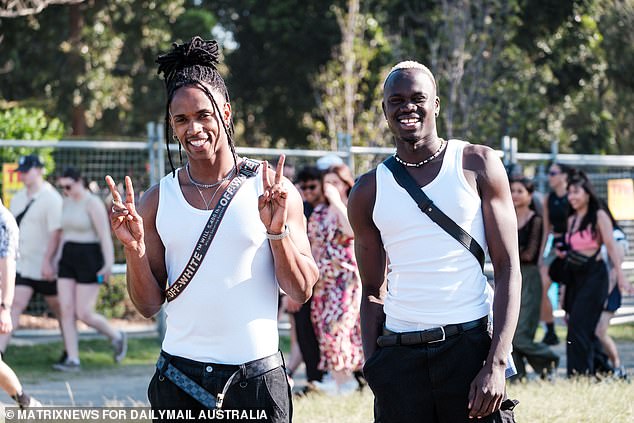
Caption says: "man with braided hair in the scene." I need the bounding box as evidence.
[106,37,318,421]
[348,61,520,422]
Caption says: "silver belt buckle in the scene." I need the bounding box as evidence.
[428,326,446,343]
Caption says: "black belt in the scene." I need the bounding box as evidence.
[156,350,283,409]
[376,316,488,347]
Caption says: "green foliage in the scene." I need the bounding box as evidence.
[0,107,64,184]
[0,1,189,137]
[305,2,393,151]
[0,107,65,140]
[1,0,634,153]
[4,337,161,381]
[210,0,341,148]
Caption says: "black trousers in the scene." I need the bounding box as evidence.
[566,259,609,376]
[363,324,515,423]
[292,298,324,382]
[148,353,291,423]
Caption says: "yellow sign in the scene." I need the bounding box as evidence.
[2,163,23,208]
[607,178,634,221]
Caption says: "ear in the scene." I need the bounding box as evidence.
[381,101,387,119]
[223,102,232,126]
[434,96,440,117]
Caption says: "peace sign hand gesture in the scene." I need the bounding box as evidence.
[105,175,145,256]
[258,155,289,235]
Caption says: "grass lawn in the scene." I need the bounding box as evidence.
[535,320,634,342]
[4,324,633,421]
[293,378,634,422]
[5,337,162,382]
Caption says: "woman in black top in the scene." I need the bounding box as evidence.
[538,162,573,345]
[510,177,559,380]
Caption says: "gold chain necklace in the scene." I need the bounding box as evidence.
[394,139,446,168]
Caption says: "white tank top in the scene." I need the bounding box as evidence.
[374,140,492,331]
[157,165,279,364]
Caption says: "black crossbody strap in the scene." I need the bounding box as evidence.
[15,199,34,227]
[384,156,485,271]
[165,159,261,302]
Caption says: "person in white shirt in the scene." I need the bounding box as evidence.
[0,155,64,361]
[348,61,520,422]
[105,36,318,422]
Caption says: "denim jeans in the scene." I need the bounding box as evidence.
[363,324,515,423]
[148,352,291,423]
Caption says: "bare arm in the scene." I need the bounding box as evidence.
[106,176,166,318]
[259,156,319,303]
[0,256,16,333]
[597,210,630,294]
[348,171,387,359]
[323,183,354,237]
[538,195,551,267]
[465,145,521,418]
[86,195,115,280]
[41,228,62,281]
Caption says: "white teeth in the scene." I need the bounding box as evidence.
[399,118,419,124]
[190,139,206,147]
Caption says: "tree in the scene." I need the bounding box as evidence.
[0,0,193,137]
[210,0,341,148]
[305,0,392,150]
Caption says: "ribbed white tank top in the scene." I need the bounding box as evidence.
[156,165,279,364]
[374,140,492,331]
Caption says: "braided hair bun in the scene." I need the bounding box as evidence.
[156,36,220,86]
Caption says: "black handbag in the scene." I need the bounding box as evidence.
[548,256,571,285]
[548,249,599,285]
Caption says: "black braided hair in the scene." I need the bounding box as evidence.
[156,36,237,176]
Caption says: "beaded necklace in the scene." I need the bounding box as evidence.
[394,138,446,168]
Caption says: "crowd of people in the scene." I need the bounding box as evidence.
[0,36,631,422]
[0,156,127,408]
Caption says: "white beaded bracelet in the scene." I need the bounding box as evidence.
[266,224,290,240]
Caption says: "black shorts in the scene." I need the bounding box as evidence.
[58,242,104,284]
[16,274,58,296]
[604,285,622,312]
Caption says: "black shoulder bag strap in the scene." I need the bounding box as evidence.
[15,199,34,227]
[165,158,261,302]
[383,155,486,271]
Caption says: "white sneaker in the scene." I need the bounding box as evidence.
[337,378,359,396]
[113,331,128,363]
[311,379,339,395]
[16,395,42,409]
[52,358,81,372]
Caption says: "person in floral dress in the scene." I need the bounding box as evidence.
[308,164,364,394]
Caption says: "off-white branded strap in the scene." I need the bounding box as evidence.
[165,159,260,302]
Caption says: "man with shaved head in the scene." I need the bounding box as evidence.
[348,61,520,422]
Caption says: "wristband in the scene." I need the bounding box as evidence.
[266,225,290,241]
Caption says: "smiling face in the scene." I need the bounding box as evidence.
[382,68,439,144]
[567,183,589,211]
[169,84,231,160]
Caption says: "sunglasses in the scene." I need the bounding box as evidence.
[300,184,318,191]
[59,184,73,190]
